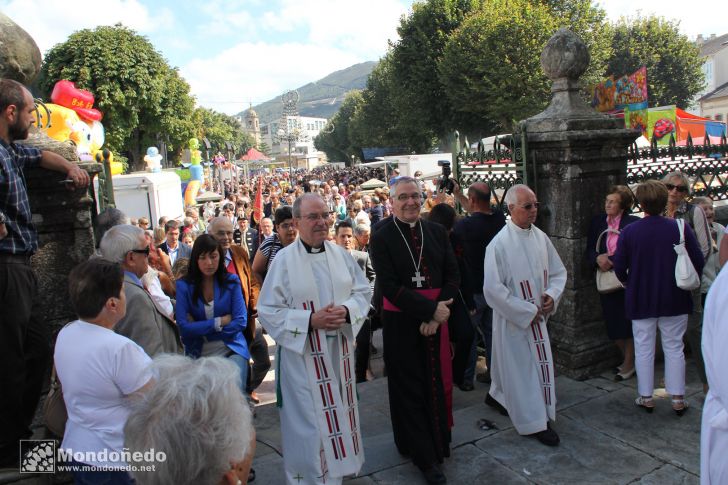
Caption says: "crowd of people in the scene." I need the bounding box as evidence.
[1,78,727,484]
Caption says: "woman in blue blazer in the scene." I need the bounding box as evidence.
[586,185,640,382]
[175,234,249,391]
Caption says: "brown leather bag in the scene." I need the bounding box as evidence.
[43,366,67,438]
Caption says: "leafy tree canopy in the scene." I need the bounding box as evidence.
[314,90,365,166]
[607,16,704,109]
[192,107,254,159]
[38,24,252,170]
[439,0,611,136]
[387,0,483,143]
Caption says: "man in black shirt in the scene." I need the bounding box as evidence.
[453,182,506,390]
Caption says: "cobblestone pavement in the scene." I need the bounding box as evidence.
[1,331,703,484]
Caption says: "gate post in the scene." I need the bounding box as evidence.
[516,29,640,378]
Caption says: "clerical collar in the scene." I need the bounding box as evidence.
[395,217,419,228]
[510,221,532,233]
[300,239,325,253]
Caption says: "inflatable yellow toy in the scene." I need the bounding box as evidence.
[184,138,204,207]
[95,148,123,176]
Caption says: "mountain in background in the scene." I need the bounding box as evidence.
[239,61,376,124]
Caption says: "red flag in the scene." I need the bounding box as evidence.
[253,177,264,224]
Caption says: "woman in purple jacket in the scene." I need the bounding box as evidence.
[612,180,704,415]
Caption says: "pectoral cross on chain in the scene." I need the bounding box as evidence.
[412,271,425,288]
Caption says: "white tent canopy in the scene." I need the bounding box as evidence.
[361,178,387,189]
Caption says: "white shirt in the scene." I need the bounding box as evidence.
[141,268,173,318]
[355,210,370,227]
[168,242,180,266]
[55,320,152,467]
[201,301,227,356]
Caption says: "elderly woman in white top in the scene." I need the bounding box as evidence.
[125,355,255,485]
[55,258,153,484]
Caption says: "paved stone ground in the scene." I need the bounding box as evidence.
[1,331,704,484]
[252,331,704,484]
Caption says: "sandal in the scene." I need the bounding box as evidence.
[635,396,655,413]
[672,398,689,416]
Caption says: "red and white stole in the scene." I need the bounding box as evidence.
[289,240,365,478]
[503,222,556,421]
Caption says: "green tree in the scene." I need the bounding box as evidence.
[258,142,272,157]
[348,55,417,151]
[607,16,704,109]
[38,24,196,170]
[314,90,364,165]
[438,0,611,136]
[191,107,254,160]
[387,0,483,145]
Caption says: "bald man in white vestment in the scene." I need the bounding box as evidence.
[483,185,567,447]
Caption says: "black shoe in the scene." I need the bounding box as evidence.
[485,394,508,416]
[458,381,475,392]
[476,370,491,384]
[420,464,447,484]
[529,425,560,447]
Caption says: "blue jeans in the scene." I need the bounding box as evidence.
[70,460,135,485]
[463,294,493,383]
[227,352,250,394]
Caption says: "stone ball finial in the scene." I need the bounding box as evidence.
[0,12,42,84]
[540,28,590,81]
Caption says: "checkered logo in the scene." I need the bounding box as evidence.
[19,440,55,473]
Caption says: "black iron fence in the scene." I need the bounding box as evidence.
[454,129,728,215]
[626,133,728,212]
[453,131,529,214]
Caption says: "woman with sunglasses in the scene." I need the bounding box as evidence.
[175,234,249,392]
[612,180,704,415]
[662,171,712,393]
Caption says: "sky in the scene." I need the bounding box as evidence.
[1,0,725,116]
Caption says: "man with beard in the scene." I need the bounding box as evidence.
[369,177,459,484]
[0,79,89,466]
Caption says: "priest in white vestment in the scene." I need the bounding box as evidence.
[483,184,567,446]
[701,265,728,484]
[258,194,372,485]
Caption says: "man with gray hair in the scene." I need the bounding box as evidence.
[125,355,255,485]
[369,176,459,484]
[483,184,566,446]
[258,193,371,484]
[94,207,129,247]
[353,223,371,252]
[99,224,181,356]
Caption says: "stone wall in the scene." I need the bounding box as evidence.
[517,29,641,379]
[26,162,101,335]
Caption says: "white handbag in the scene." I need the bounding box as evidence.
[674,219,701,291]
[595,228,623,294]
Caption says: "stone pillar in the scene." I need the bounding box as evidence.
[26,160,101,334]
[516,29,640,379]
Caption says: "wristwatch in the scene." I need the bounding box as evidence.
[0,212,6,225]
